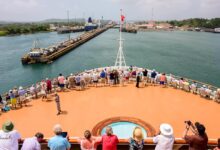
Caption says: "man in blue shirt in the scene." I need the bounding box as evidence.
[48,124,71,150]
[100,70,106,78]
[75,75,81,86]
[100,70,107,86]
[151,69,157,85]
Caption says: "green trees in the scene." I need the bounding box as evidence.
[0,23,49,36]
[167,18,220,28]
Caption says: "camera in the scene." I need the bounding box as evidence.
[61,132,68,138]
[184,120,192,126]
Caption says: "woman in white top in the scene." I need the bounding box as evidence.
[153,123,174,150]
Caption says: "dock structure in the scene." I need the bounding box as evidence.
[57,27,85,34]
[121,27,137,33]
[21,24,114,64]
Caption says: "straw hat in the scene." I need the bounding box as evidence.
[2,121,14,132]
[160,123,173,136]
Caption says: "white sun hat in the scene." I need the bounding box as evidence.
[19,86,23,90]
[160,123,173,136]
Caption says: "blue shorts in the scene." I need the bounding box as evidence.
[160,81,165,85]
[59,84,64,88]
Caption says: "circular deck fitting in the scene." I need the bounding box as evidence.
[92,116,156,137]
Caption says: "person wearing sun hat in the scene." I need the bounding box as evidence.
[0,121,21,150]
[129,126,145,150]
[153,123,174,150]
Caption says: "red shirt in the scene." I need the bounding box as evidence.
[185,133,208,150]
[102,135,119,150]
[160,75,166,82]
[46,80,52,88]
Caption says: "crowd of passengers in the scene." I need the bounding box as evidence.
[0,66,220,112]
[0,120,219,150]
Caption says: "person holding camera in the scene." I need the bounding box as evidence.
[182,121,208,150]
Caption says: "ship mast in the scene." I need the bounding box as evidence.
[67,10,70,41]
[114,9,127,69]
[33,39,40,49]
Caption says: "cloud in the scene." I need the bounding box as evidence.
[0,0,219,21]
[13,0,38,7]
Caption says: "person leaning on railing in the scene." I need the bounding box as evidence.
[67,73,75,89]
[182,121,208,150]
[46,78,52,94]
[150,69,157,85]
[214,89,220,103]
[21,132,44,150]
[76,130,101,150]
[153,123,174,150]
[18,86,27,107]
[0,94,2,112]
[9,89,17,109]
[214,138,220,150]
[0,121,21,150]
[160,73,167,87]
[48,124,71,150]
[101,126,119,150]
[190,81,198,94]
[0,94,2,103]
[129,126,144,150]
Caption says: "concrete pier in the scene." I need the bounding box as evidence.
[21,24,114,64]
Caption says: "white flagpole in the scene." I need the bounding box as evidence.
[114,9,127,69]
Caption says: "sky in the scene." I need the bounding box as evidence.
[0,0,220,21]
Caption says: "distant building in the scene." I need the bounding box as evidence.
[49,24,57,31]
[156,23,173,29]
[136,20,156,29]
[178,25,190,31]
[146,21,156,29]
[214,28,220,33]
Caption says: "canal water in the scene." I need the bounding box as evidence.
[0,29,220,93]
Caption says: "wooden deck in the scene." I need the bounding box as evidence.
[0,84,219,139]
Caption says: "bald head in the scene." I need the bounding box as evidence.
[105,126,113,136]
[53,124,62,135]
